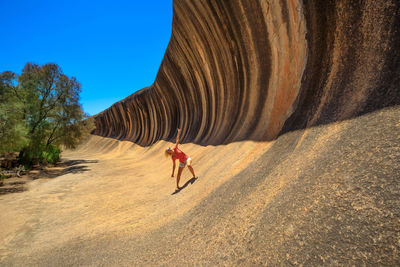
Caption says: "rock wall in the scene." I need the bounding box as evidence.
[93,0,400,146]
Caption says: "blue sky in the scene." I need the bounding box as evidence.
[0,0,172,115]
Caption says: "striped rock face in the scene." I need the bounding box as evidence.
[1,2,400,265]
[93,0,400,146]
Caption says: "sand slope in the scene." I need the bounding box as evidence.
[1,106,399,265]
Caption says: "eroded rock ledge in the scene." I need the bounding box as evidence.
[93,0,400,146]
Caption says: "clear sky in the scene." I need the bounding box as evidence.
[0,0,173,116]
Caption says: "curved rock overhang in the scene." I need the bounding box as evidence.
[93,0,400,146]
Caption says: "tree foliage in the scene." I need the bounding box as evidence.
[0,63,94,166]
[0,71,27,152]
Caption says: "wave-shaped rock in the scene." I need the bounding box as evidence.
[93,0,400,146]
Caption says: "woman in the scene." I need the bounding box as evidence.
[165,128,196,190]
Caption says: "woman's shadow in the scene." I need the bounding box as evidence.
[172,177,198,195]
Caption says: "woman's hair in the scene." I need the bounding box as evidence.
[165,147,171,158]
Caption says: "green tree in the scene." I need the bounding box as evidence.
[14,63,86,165]
[1,63,93,166]
[0,71,27,152]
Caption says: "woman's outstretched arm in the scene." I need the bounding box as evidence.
[171,159,176,177]
[175,128,181,146]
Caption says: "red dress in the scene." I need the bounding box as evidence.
[172,146,188,163]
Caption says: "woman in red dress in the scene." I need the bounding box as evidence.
[165,129,196,190]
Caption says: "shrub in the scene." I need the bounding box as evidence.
[19,144,61,168]
[42,145,61,164]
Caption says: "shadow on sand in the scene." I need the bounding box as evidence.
[30,159,99,179]
[59,159,99,167]
[172,177,198,195]
[0,159,98,195]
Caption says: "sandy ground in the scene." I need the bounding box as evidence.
[0,107,399,265]
[0,134,271,263]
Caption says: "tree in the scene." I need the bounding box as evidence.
[13,63,86,165]
[0,71,27,152]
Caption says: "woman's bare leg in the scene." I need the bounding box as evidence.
[177,166,184,189]
[187,165,196,178]
[187,159,196,178]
